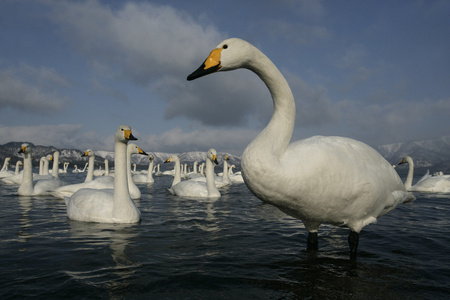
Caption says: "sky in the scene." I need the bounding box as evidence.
[0,0,449,155]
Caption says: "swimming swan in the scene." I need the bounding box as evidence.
[65,125,141,223]
[126,143,148,199]
[187,38,415,259]
[167,149,220,198]
[17,144,62,196]
[133,155,155,184]
[398,156,450,193]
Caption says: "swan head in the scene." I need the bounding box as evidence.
[127,143,148,156]
[82,149,95,157]
[187,38,252,80]
[398,156,412,166]
[116,125,137,143]
[149,155,154,161]
[207,148,219,165]
[18,144,31,154]
[164,155,179,164]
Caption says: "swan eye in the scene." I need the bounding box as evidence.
[223,44,228,49]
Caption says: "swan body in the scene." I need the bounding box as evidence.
[126,143,148,199]
[188,38,415,258]
[0,157,14,178]
[399,156,450,193]
[191,154,231,188]
[133,155,154,183]
[17,144,62,196]
[65,125,141,223]
[167,149,220,198]
[228,165,244,183]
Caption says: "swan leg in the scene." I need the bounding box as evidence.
[348,231,359,260]
[307,232,318,251]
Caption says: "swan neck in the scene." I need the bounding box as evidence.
[404,157,414,189]
[19,152,34,194]
[205,159,219,195]
[245,49,296,155]
[172,160,181,186]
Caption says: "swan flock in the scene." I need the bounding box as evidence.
[187,38,415,259]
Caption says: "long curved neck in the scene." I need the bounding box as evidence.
[1,159,8,171]
[52,153,60,179]
[147,160,154,181]
[222,160,230,183]
[404,157,414,189]
[113,141,131,213]
[15,161,21,175]
[85,156,95,182]
[172,160,181,186]
[205,159,219,196]
[244,49,296,157]
[19,152,34,194]
[105,160,109,176]
[126,151,138,192]
[43,159,50,175]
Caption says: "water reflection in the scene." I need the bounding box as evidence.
[66,221,140,298]
[17,195,33,242]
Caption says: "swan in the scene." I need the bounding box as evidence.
[191,154,232,188]
[0,161,23,184]
[228,165,244,183]
[15,161,23,175]
[17,144,62,196]
[62,162,69,173]
[398,156,450,193]
[1,157,11,172]
[187,38,415,259]
[133,155,155,183]
[126,143,148,199]
[0,157,14,178]
[65,125,141,223]
[164,155,182,187]
[166,149,220,198]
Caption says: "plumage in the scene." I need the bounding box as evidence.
[187,38,415,258]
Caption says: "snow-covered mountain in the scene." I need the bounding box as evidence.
[2,136,449,174]
[0,142,242,172]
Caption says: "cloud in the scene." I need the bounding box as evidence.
[0,64,69,114]
[0,124,112,151]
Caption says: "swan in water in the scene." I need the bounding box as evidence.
[0,157,14,178]
[166,149,220,198]
[17,144,62,196]
[65,125,141,223]
[187,38,415,259]
[228,165,244,183]
[191,154,231,188]
[164,155,182,187]
[398,156,450,193]
[0,161,24,184]
[133,155,155,184]
[126,143,148,199]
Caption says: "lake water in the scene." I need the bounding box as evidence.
[0,171,449,299]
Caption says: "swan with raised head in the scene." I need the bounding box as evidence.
[133,155,154,184]
[65,125,141,223]
[398,156,450,193]
[17,144,62,196]
[0,157,14,178]
[164,155,182,187]
[166,149,220,198]
[191,154,231,188]
[126,143,148,199]
[188,38,415,259]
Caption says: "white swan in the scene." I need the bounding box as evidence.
[0,157,14,178]
[17,144,62,196]
[398,156,450,193]
[164,155,182,187]
[65,125,141,223]
[126,143,148,199]
[187,38,415,259]
[228,165,244,183]
[166,149,220,198]
[133,155,154,184]
[1,157,11,172]
[191,154,231,188]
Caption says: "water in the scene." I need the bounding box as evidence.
[1,172,449,299]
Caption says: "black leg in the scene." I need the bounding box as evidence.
[348,231,359,260]
[307,232,318,251]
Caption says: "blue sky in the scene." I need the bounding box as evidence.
[0,0,449,155]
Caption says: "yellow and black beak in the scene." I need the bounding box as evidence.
[124,129,137,141]
[212,154,218,165]
[187,48,222,81]
[18,146,26,154]
[164,157,172,163]
[138,147,148,156]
